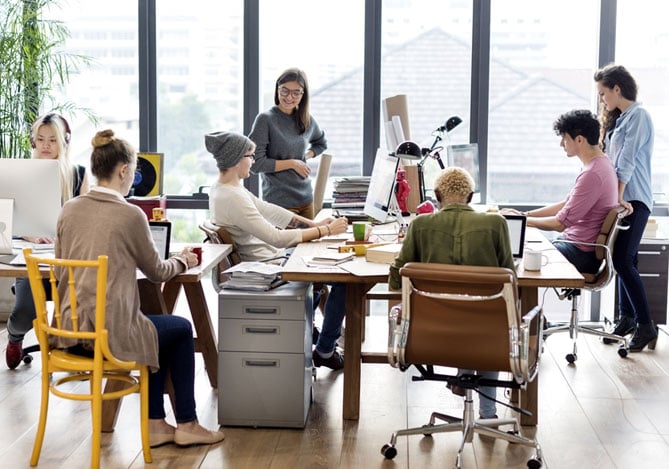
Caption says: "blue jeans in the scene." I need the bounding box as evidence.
[7,277,44,343]
[313,283,346,355]
[459,369,498,418]
[147,315,197,423]
[553,238,601,274]
[613,200,652,324]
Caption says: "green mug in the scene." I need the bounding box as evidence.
[353,222,371,241]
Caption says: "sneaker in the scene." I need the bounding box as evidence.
[313,349,344,370]
[5,341,23,370]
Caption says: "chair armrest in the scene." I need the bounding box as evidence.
[387,304,404,368]
[517,305,543,384]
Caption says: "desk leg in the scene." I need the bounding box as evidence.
[181,281,218,389]
[519,286,539,426]
[342,282,375,420]
[138,279,168,315]
[101,379,133,432]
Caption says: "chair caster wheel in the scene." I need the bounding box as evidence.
[617,346,628,358]
[527,457,543,468]
[381,444,397,459]
[566,353,577,363]
[22,354,33,365]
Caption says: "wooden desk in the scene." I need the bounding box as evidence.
[281,228,584,424]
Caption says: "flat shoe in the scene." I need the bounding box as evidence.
[175,426,225,446]
[149,431,174,448]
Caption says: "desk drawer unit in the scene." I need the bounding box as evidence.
[218,282,313,428]
[615,242,669,325]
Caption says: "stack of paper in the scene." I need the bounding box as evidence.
[221,262,286,291]
[365,243,402,264]
[332,176,370,209]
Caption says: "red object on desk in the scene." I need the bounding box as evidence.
[417,200,436,214]
[127,195,166,221]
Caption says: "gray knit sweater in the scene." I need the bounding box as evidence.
[249,106,327,208]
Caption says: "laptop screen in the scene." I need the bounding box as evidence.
[149,221,171,260]
[503,215,526,258]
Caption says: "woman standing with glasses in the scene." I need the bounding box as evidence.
[249,67,327,220]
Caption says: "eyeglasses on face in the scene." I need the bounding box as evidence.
[278,87,304,98]
[244,152,255,161]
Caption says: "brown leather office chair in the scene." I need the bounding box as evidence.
[199,220,241,292]
[382,262,543,469]
[544,206,630,363]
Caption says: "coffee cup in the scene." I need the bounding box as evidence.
[191,246,202,265]
[352,221,371,241]
[523,249,548,271]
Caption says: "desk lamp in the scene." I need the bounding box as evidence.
[416,116,463,202]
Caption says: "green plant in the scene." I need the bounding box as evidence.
[0,0,92,159]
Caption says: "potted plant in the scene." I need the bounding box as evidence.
[0,0,91,159]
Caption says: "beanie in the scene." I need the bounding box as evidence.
[204,131,253,170]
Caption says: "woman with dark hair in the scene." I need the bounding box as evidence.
[5,112,89,369]
[594,63,657,352]
[54,129,225,447]
[249,67,327,219]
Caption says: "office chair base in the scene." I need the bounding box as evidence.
[545,290,629,363]
[381,391,542,468]
[21,344,40,365]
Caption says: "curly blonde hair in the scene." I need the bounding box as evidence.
[434,167,474,202]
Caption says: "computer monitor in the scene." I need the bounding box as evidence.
[363,148,400,223]
[503,214,527,259]
[447,143,480,193]
[0,159,62,238]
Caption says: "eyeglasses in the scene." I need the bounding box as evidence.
[244,153,255,161]
[278,87,304,99]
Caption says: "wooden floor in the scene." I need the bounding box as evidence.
[2,297,669,468]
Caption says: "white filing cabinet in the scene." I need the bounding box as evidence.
[218,282,313,428]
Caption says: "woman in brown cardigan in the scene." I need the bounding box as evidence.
[55,129,224,448]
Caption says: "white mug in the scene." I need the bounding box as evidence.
[523,249,548,271]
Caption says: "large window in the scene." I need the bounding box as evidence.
[381,0,472,200]
[487,0,600,204]
[50,1,139,171]
[45,1,669,241]
[258,0,365,179]
[616,0,669,205]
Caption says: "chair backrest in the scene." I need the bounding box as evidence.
[586,206,629,289]
[312,153,332,214]
[390,262,541,385]
[199,220,241,290]
[24,248,133,368]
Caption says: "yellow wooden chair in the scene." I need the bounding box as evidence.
[24,248,152,469]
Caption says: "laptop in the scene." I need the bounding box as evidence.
[503,214,527,268]
[149,221,171,260]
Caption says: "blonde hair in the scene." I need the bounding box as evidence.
[434,167,475,202]
[30,113,76,203]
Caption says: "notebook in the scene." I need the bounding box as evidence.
[149,221,171,260]
[503,214,527,265]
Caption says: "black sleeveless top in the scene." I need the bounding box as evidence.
[73,165,86,197]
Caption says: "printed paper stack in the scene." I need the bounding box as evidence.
[221,261,286,291]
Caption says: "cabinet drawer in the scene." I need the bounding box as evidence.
[637,245,669,274]
[219,318,308,353]
[218,351,311,428]
[218,282,312,321]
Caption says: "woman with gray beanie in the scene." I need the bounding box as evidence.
[206,130,348,370]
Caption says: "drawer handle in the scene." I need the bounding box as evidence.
[638,251,661,256]
[244,360,279,367]
[244,327,279,334]
[244,308,279,315]
[639,273,661,278]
